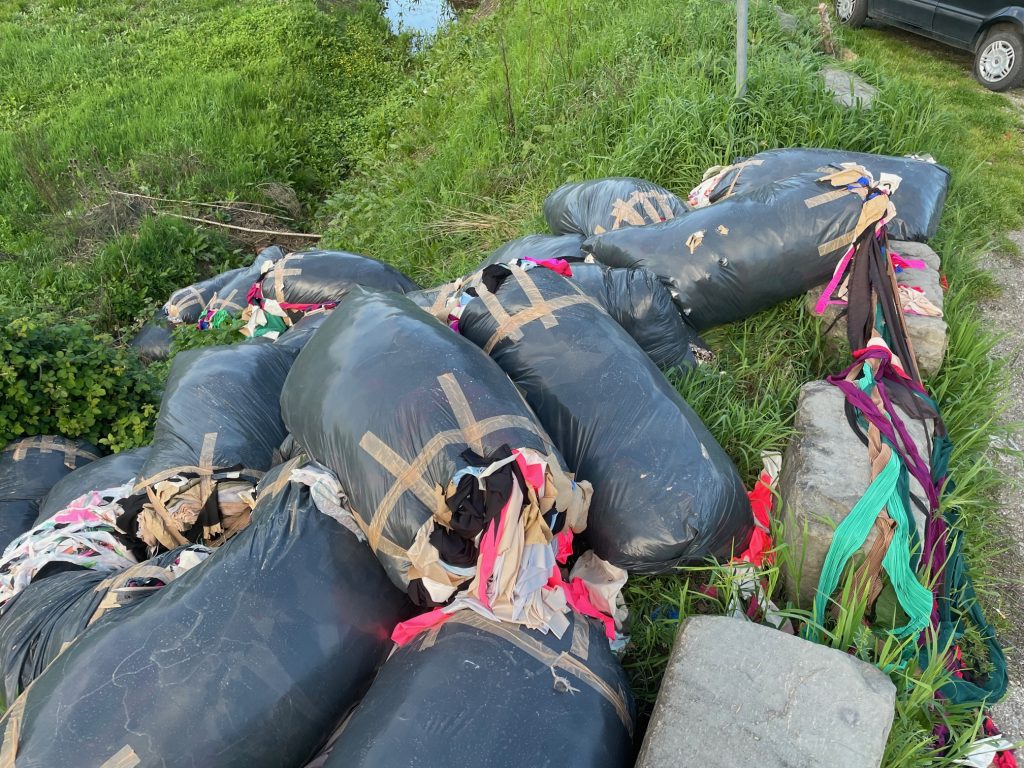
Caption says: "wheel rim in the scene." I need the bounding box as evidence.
[836,0,854,22]
[980,40,1016,83]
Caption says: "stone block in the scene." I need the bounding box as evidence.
[778,381,928,607]
[806,240,947,377]
[822,66,877,109]
[636,615,896,768]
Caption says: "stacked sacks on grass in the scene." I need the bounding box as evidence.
[115,342,296,558]
[283,289,636,768]
[0,458,411,767]
[282,289,636,639]
[453,263,752,571]
[583,167,899,330]
[0,436,99,551]
[409,257,706,371]
[687,148,949,242]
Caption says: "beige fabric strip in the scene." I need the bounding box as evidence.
[818,228,858,257]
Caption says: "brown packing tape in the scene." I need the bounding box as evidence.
[817,228,858,257]
[570,611,590,661]
[609,197,650,230]
[509,267,558,330]
[89,564,178,627]
[723,158,765,198]
[448,612,633,736]
[803,188,857,209]
[197,432,217,508]
[7,436,98,469]
[272,265,304,303]
[167,285,205,314]
[476,288,522,345]
[361,414,539,551]
[99,744,141,768]
[427,282,458,320]
[483,294,595,355]
[438,372,484,456]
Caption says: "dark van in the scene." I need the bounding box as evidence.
[835,1,1024,91]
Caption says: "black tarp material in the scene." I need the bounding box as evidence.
[458,266,752,571]
[691,148,949,242]
[281,289,586,593]
[0,437,99,553]
[543,177,688,237]
[253,250,418,314]
[584,169,894,330]
[129,311,173,363]
[0,457,411,767]
[37,447,150,524]
[273,309,333,352]
[567,263,704,370]
[479,233,585,268]
[0,544,203,708]
[124,343,295,555]
[308,611,635,768]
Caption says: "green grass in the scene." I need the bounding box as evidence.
[315,0,1024,763]
[1,0,1020,762]
[0,0,409,327]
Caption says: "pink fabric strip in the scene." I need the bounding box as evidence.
[391,608,451,646]
[813,244,856,315]
[523,257,573,277]
[890,253,926,271]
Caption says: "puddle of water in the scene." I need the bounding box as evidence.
[384,0,454,35]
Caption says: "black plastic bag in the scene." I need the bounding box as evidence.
[274,309,333,351]
[0,458,411,767]
[0,437,99,552]
[568,263,704,370]
[409,262,704,371]
[458,266,751,571]
[281,289,579,592]
[254,249,418,313]
[164,267,243,324]
[37,447,150,524]
[309,611,635,768]
[129,311,173,363]
[202,246,290,320]
[693,148,949,242]
[584,170,887,330]
[125,343,295,553]
[0,545,196,708]
[479,233,585,268]
[543,177,688,237]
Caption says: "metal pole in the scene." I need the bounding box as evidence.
[736,0,748,97]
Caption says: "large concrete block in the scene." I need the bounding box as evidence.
[779,381,928,607]
[806,240,947,377]
[822,66,877,109]
[636,616,896,768]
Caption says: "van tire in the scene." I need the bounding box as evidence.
[974,28,1024,92]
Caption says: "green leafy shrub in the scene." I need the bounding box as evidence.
[0,311,159,450]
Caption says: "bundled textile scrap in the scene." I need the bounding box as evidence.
[281,290,628,648]
[805,190,1013,766]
